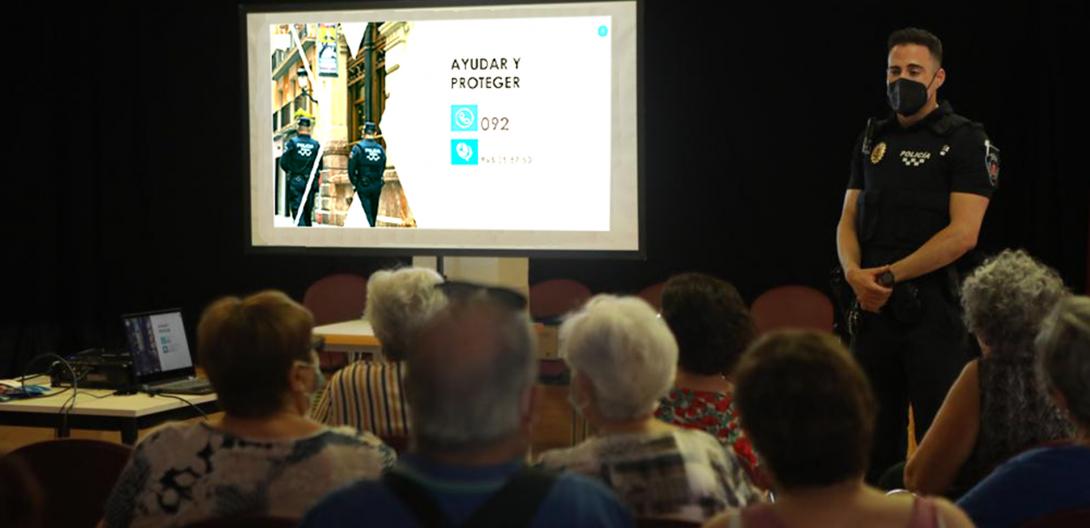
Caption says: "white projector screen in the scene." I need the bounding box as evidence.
[243,1,640,255]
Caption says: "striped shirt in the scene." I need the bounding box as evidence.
[311,359,410,437]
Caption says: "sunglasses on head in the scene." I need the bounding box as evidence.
[435,280,527,310]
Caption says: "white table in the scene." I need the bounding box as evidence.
[0,378,218,445]
[313,319,383,360]
[313,318,559,358]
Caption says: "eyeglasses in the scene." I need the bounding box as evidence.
[310,335,325,353]
[435,280,527,311]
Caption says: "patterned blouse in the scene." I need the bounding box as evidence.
[310,359,409,437]
[656,387,760,476]
[537,428,762,522]
[102,422,395,528]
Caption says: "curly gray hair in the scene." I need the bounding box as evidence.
[1036,295,1090,428]
[560,294,678,421]
[365,267,446,360]
[961,249,1068,358]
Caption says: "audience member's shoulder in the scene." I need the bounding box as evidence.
[545,471,634,526]
[930,496,975,528]
[321,424,375,443]
[1016,442,1090,464]
[537,441,594,470]
[300,478,389,528]
[674,426,731,455]
[317,426,397,465]
[135,421,209,450]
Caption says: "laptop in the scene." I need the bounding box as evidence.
[122,308,214,395]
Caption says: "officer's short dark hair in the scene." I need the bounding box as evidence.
[198,290,315,418]
[661,273,754,377]
[734,331,876,490]
[888,27,943,67]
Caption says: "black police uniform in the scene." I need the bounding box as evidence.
[847,100,999,482]
[280,133,323,226]
[348,138,386,227]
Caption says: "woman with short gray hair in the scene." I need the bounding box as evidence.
[311,267,446,439]
[958,295,1090,525]
[905,249,1072,495]
[537,295,760,523]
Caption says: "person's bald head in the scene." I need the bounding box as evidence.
[407,294,537,452]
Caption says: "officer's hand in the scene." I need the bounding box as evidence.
[847,267,893,313]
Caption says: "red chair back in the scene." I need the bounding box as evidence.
[304,273,368,370]
[638,282,666,311]
[5,439,132,528]
[303,273,369,325]
[529,279,592,322]
[750,285,835,335]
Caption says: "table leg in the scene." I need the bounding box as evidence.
[121,422,139,445]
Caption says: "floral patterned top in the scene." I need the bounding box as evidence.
[102,422,395,528]
[656,387,759,477]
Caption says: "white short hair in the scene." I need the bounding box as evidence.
[365,267,446,360]
[1036,295,1090,428]
[560,294,678,421]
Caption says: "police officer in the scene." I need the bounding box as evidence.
[836,28,999,483]
[347,121,386,227]
[280,110,323,226]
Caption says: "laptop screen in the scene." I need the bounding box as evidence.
[122,309,196,383]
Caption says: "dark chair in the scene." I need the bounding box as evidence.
[750,285,835,335]
[1020,508,1090,528]
[4,438,132,528]
[529,279,592,323]
[183,514,300,528]
[0,453,44,528]
[303,273,368,369]
[637,282,666,311]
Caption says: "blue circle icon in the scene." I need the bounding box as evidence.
[598,25,608,37]
[455,108,474,129]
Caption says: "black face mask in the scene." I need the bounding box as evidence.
[887,74,936,116]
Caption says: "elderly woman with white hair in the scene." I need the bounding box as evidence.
[311,267,446,441]
[904,249,1073,496]
[537,295,761,523]
[957,295,1090,526]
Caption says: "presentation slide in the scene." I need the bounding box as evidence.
[147,312,192,373]
[375,16,611,231]
[246,1,639,253]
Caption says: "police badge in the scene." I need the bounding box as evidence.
[985,139,1000,187]
[871,142,887,164]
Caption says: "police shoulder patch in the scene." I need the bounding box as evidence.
[985,139,1000,187]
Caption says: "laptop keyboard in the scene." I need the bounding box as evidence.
[153,377,214,395]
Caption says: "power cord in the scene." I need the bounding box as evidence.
[140,386,209,421]
[20,353,79,436]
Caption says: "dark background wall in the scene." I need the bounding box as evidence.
[7,1,1088,376]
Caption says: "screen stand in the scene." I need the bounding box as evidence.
[412,256,529,298]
